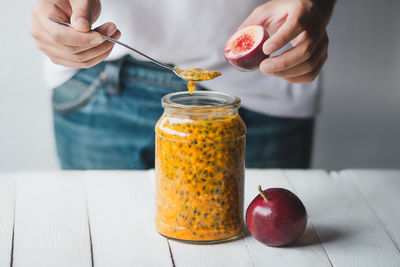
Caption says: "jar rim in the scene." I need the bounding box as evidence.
[162,91,241,110]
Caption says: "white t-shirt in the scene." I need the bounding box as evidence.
[44,0,320,118]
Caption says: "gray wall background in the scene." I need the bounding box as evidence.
[0,0,399,171]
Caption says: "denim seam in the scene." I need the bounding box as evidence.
[53,78,101,113]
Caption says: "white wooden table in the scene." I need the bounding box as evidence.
[0,169,399,267]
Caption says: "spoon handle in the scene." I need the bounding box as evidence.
[48,18,174,71]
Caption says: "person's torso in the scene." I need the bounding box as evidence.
[45,0,320,118]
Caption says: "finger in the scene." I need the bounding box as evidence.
[284,56,327,84]
[269,35,328,78]
[262,14,304,55]
[94,22,117,37]
[290,30,307,47]
[48,44,114,69]
[34,3,104,46]
[40,19,103,47]
[72,29,120,62]
[238,5,274,29]
[259,30,326,74]
[36,30,120,63]
[33,28,97,54]
[31,1,72,23]
[34,22,117,54]
[70,0,99,32]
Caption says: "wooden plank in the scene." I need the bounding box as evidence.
[285,170,400,267]
[84,171,172,267]
[337,170,400,250]
[13,172,92,267]
[169,235,254,267]
[243,169,332,267]
[169,169,331,267]
[0,174,15,267]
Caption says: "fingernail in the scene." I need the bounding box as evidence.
[90,35,104,44]
[107,24,116,36]
[262,63,274,73]
[77,17,90,28]
[263,43,276,55]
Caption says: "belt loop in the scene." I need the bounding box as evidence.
[102,56,126,94]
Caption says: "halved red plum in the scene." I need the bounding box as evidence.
[224,25,269,71]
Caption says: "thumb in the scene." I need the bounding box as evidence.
[70,0,100,32]
[262,15,303,56]
[238,6,271,30]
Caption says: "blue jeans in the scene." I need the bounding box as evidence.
[53,55,314,169]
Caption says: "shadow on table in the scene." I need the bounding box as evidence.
[287,223,349,248]
[242,222,350,248]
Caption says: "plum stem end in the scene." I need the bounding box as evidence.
[258,185,268,202]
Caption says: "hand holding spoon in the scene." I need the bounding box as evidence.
[49,17,221,91]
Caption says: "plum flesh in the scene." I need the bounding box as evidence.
[224,25,269,71]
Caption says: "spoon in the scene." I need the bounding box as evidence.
[48,18,220,82]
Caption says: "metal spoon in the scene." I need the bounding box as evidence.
[49,17,205,81]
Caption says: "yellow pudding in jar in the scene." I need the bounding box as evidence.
[155,91,246,243]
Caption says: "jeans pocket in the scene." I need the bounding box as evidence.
[52,67,103,114]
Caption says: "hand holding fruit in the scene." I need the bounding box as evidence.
[30,0,121,69]
[236,0,334,84]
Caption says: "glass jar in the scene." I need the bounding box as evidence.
[155,91,246,243]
